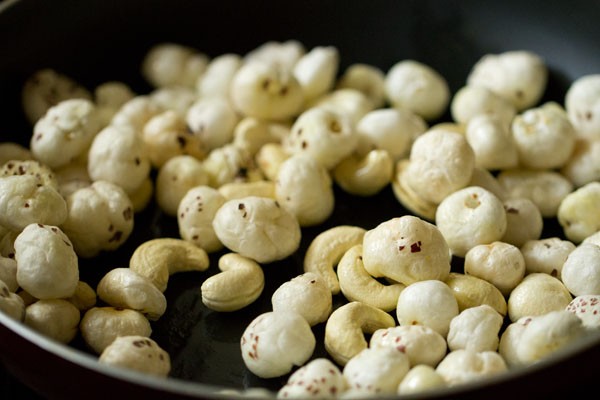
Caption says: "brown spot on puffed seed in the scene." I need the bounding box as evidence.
[134,157,141,166]
[108,231,123,243]
[301,140,308,149]
[108,224,114,232]
[132,340,144,348]
[1,287,9,297]
[279,86,288,96]
[398,245,405,251]
[329,120,342,133]
[551,269,558,277]
[410,241,422,253]
[7,253,14,259]
[24,202,30,208]
[586,111,593,121]
[262,79,271,90]
[516,90,524,99]
[505,206,519,214]
[176,136,187,148]
[192,235,199,240]
[63,240,71,247]
[310,279,316,284]
[123,207,133,221]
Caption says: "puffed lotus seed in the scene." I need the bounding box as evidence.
[520,237,575,279]
[337,63,386,108]
[561,243,600,296]
[141,42,208,89]
[14,223,79,300]
[155,155,209,216]
[501,197,543,248]
[99,335,171,377]
[0,279,25,321]
[450,84,517,127]
[342,347,410,395]
[0,159,58,190]
[465,114,518,170]
[370,325,447,368]
[507,273,573,322]
[271,272,332,326]
[362,215,451,286]
[277,358,346,399]
[446,305,503,352]
[397,365,447,395]
[244,40,305,72]
[293,46,339,102]
[309,88,374,126]
[561,138,600,188]
[240,311,315,379]
[24,299,80,344]
[0,142,32,165]
[212,196,301,263]
[0,256,18,293]
[566,295,600,328]
[564,74,600,140]
[557,181,600,243]
[185,97,239,151]
[196,53,242,99]
[435,349,507,386]
[149,86,197,118]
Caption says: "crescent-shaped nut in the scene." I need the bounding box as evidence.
[391,159,437,222]
[96,268,167,321]
[333,149,394,197]
[129,238,210,292]
[303,225,366,295]
[218,180,275,201]
[444,272,507,316]
[324,301,396,366]
[201,253,265,312]
[337,244,404,312]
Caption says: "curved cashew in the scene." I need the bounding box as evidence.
[303,225,366,294]
[333,149,394,196]
[129,238,209,292]
[255,142,290,182]
[337,244,404,312]
[324,301,396,366]
[391,159,437,222]
[201,253,265,312]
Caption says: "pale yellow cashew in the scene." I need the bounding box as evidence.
[129,238,209,292]
[444,272,507,316]
[201,253,265,312]
[255,142,290,181]
[337,244,404,312]
[303,225,366,294]
[333,149,394,196]
[218,180,275,201]
[324,301,396,366]
[391,159,438,221]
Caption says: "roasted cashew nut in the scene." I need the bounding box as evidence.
[303,225,366,294]
[201,253,265,312]
[337,244,404,312]
[129,238,210,292]
[324,301,395,366]
[333,149,394,197]
[391,159,438,222]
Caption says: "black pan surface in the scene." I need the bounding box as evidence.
[1,0,600,399]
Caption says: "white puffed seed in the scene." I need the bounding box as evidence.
[498,316,533,368]
[446,305,503,352]
[96,268,167,321]
[110,95,163,135]
[186,97,239,151]
[521,237,575,279]
[149,86,197,118]
[24,299,80,343]
[498,169,573,218]
[397,365,447,395]
[255,143,290,182]
[240,311,315,379]
[80,307,152,354]
[566,295,600,328]
[293,46,339,102]
[0,279,25,321]
[54,161,92,198]
[565,74,600,140]
[464,241,526,296]
[405,129,475,205]
[202,144,261,188]
[0,159,58,190]
[21,68,92,125]
[435,186,507,258]
[465,114,518,170]
[94,81,136,127]
[385,60,450,121]
[337,63,386,108]
[501,197,543,247]
[467,50,548,111]
[230,61,304,121]
[218,180,275,201]
[355,108,427,162]
[468,167,508,201]
[396,280,459,338]
[155,155,209,216]
[66,281,97,312]
[31,98,102,169]
[511,103,576,169]
[99,335,171,377]
[233,117,289,157]
[177,186,225,253]
[507,273,573,322]
[450,85,517,126]
[343,347,410,395]
[561,243,600,296]
[277,358,346,399]
[561,138,600,187]
[244,40,305,72]
[362,215,451,285]
[370,325,447,368]
[87,124,151,195]
[141,42,208,89]
[0,175,67,231]
[61,181,134,258]
[284,107,358,170]
[212,196,301,263]
[0,256,18,292]
[14,223,79,300]
[435,349,507,386]
[196,53,243,99]
[309,88,374,126]
[271,272,332,326]
[142,110,205,168]
[275,154,334,227]
[557,182,600,243]
[517,310,586,364]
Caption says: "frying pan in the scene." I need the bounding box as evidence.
[1,0,600,398]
